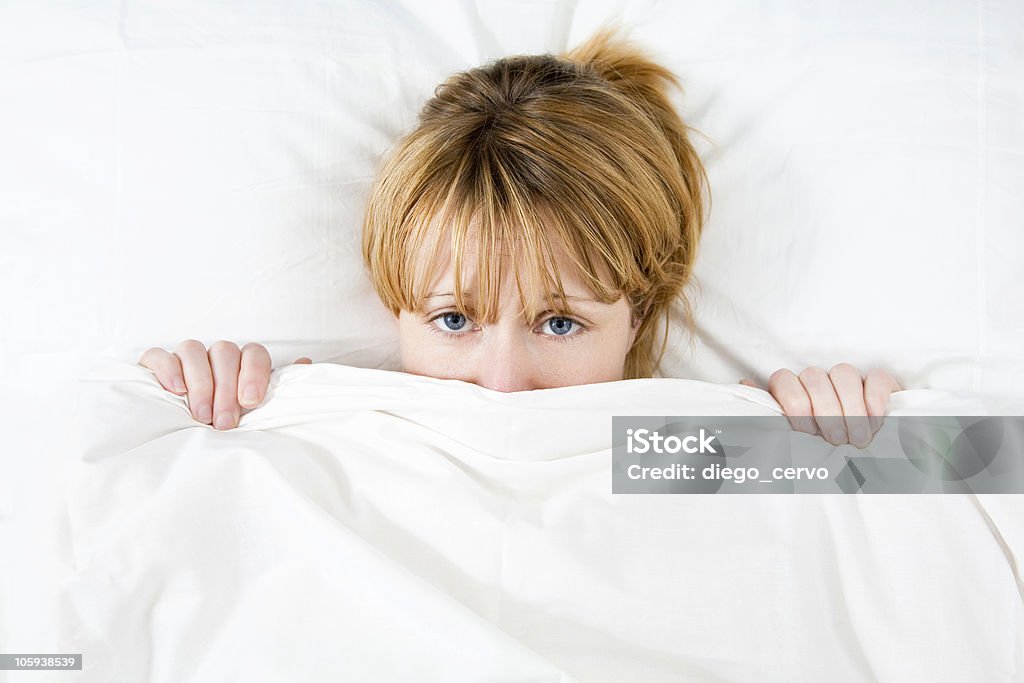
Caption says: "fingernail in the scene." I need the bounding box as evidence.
[214,412,234,430]
[829,430,847,445]
[173,379,187,393]
[242,386,259,406]
[197,404,212,423]
[851,427,869,446]
[800,418,817,434]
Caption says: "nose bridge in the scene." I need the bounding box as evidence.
[474,321,537,392]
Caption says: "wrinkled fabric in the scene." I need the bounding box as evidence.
[53,362,1023,682]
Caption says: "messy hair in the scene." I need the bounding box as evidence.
[362,28,709,379]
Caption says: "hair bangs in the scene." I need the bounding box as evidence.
[391,142,622,328]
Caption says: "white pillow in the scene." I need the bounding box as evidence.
[2,0,1021,403]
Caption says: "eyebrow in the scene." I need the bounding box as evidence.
[424,292,602,303]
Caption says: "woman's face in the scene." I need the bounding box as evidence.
[396,245,639,392]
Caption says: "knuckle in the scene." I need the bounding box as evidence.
[798,366,826,383]
[241,342,268,354]
[209,339,239,354]
[864,367,888,384]
[177,339,206,354]
[768,368,792,384]
[829,362,858,377]
[864,370,897,397]
[138,348,160,367]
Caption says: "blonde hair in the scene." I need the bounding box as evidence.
[362,28,709,379]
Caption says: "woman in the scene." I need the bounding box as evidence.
[139,29,901,448]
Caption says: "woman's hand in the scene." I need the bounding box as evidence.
[739,363,902,449]
[138,340,311,430]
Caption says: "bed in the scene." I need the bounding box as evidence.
[1,1,1022,680]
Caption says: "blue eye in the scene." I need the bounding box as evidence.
[431,311,471,334]
[545,316,577,336]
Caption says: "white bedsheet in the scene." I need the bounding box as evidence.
[49,361,1023,682]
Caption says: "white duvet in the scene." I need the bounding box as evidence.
[53,361,1023,682]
